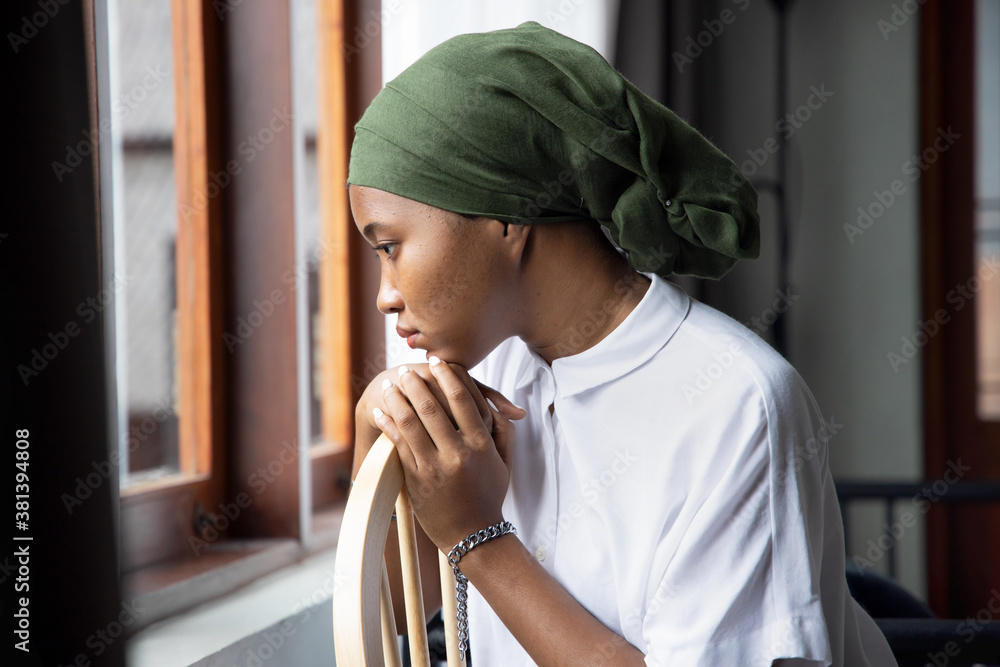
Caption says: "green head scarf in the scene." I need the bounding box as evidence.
[348,22,759,280]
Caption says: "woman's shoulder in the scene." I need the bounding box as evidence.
[664,294,835,461]
[670,291,810,404]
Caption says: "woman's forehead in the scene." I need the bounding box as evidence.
[350,185,469,235]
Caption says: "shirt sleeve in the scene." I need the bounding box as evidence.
[640,364,835,667]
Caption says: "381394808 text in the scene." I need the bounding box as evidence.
[14,428,32,654]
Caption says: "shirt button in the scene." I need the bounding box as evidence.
[534,546,547,562]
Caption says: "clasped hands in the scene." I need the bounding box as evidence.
[360,357,526,552]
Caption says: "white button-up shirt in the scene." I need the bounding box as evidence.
[467,275,895,666]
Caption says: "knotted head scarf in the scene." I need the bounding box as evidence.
[348,22,759,280]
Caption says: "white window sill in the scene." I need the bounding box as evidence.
[127,546,339,667]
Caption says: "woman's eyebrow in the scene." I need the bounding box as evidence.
[361,221,390,242]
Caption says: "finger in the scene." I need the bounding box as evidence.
[488,401,515,473]
[371,406,418,473]
[477,383,527,421]
[395,365,465,448]
[427,358,494,444]
[484,397,504,435]
[433,358,493,431]
[382,376,438,464]
[386,365,459,428]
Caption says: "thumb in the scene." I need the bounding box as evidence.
[486,398,515,471]
[479,382,526,421]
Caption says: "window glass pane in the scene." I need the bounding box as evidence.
[292,0,325,443]
[115,0,180,484]
[976,0,1000,419]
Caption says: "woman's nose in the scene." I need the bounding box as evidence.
[376,271,403,314]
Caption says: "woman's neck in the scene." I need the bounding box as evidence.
[517,225,651,364]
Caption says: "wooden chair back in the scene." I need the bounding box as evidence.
[333,434,464,666]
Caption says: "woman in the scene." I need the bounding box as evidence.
[348,22,895,667]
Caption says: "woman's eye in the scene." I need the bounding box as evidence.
[373,243,397,258]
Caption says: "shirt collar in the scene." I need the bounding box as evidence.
[513,274,691,398]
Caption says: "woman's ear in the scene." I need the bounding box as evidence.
[500,220,531,262]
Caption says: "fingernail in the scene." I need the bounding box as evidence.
[398,365,410,377]
[513,403,525,411]
[381,379,392,391]
[486,397,499,412]
[428,355,442,366]
[372,407,384,421]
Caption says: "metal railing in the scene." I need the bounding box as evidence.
[835,480,1000,580]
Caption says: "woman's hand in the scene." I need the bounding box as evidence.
[372,356,522,551]
[353,362,524,477]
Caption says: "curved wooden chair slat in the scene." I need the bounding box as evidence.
[333,434,465,666]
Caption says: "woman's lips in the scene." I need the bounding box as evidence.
[396,326,420,349]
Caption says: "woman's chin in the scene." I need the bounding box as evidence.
[418,335,499,369]
[429,348,495,371]
[422,346,467,367]
[421,346,450,362]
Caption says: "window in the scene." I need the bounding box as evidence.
[115,0,182,487]
[920,0,1000,617]
[974,0,1000,419]
[109,0,384,627]
[299,0,358,523]
[116,0,224,579]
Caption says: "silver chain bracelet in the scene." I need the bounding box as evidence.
[447,520,517,662]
